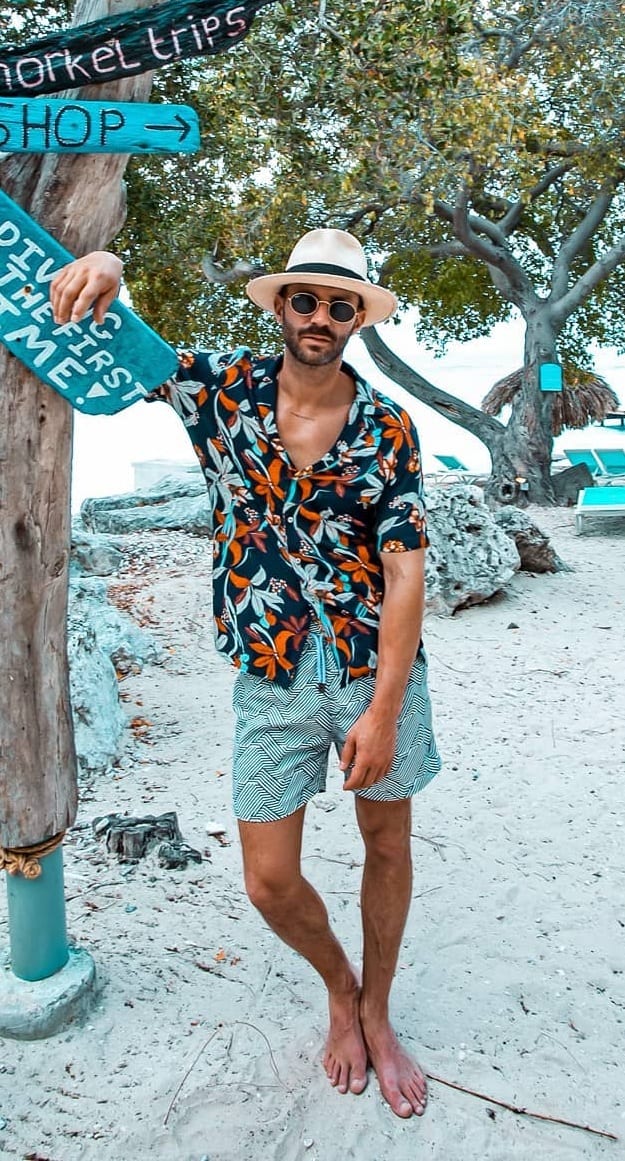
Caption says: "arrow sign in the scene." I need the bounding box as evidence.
[0,190,178,415]
[0,98,200,154]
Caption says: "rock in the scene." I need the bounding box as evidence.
[93,811,183,862]
[70,577,160,676]
[157,842,204,869]
[71,524,124,576]
[67,577,160,773]
[551,463,593,505]
[67,605,126,775]
[493,507,572,573]
[425,484,520,614]
[80,475,211,536]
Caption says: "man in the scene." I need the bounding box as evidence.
[51,229,441,1118]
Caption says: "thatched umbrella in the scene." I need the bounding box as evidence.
[482,363,620,436]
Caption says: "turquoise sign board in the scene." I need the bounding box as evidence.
[0,97,200,154]
[539,362,563,393]
[0,189,178,414]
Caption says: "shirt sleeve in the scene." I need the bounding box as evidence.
[143,347,251,425]
[374,410,429,553]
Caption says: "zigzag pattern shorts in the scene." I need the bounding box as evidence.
[232,633,441,822]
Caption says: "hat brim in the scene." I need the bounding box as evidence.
[245,271,397,327]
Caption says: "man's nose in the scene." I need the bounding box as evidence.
[309,300,332,322]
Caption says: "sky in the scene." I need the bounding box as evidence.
[70,310,625,511]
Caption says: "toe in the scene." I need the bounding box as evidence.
[410,1077,427,1104]
[387,1087,413,1118]
[349,1073,368,1095]
[337,1063,350,1094]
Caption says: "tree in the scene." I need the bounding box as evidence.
[119,0,625,503]
[0,0,154,851]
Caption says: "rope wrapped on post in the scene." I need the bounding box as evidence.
[0,832,66,879]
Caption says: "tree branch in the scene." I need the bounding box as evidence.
[360,327,504,449]
[551,184,617,298]
[551,234,625,326]
[444,187,537,310]
[500,161,572,234]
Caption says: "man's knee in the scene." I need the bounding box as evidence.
[356,798,412,861]
[243,866,299,916]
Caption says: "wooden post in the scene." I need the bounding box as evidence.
[0,0,155,981]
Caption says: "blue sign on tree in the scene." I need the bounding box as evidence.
[0,190,178,414]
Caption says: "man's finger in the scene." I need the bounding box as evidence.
[343,760,372,791]
[92,287,117,326]
[52,273,89,324]
[339,733,356,773]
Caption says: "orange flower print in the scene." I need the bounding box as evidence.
[381,539,408,552]
[248,629,295,681]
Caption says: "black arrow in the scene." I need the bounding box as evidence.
[144,113,192,142]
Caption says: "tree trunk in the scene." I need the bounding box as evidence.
[0,0,154,848]
[485,310,558,505]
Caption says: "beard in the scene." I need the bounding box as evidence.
[281,316,355,367]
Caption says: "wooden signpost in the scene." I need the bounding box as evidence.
[0,189,179,414]
[0,97,200,154]
[0,0,270,1030]
[0,0,274,97]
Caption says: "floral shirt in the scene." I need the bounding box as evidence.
[147,347,428,686]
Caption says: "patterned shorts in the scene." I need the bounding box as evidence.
[231,632,441,822]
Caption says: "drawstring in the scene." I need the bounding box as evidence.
[314,632,327,691]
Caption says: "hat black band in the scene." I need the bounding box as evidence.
[285,262,366,282]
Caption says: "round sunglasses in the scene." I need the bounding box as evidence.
[286,292,359,323]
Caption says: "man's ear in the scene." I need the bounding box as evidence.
[273,293,285,322]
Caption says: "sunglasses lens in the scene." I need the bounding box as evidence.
[290,293,318,315]
[329,301,356,322]
[288,293,357,322]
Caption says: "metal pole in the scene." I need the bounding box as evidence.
[5,846,69,982]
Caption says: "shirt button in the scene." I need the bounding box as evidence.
[287,517,294,523]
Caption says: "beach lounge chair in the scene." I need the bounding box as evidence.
[434,454,469,472]
[593,448,625,477]
[431,454,482,485]
[575,485,625,533]
[563,448,605,476]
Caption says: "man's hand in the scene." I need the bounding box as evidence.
[340,707,398,791]
[50,252,123,326]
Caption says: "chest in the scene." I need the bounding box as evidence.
[275,398,353,471]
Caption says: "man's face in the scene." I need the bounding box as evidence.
[276,283,364,367]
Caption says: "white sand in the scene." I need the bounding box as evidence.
[0,506,623,1160]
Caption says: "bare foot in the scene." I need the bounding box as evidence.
[360,1013,427,1118]
[323,978,368,1095]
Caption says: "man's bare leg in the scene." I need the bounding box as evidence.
[355,796,427,1118]
[238,807,368,1095]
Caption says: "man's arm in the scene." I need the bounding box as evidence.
[340,548,425,791]
[50,252,123,325]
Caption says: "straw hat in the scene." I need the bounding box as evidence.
[246,228,397,326]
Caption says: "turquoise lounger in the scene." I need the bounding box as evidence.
[434,454,469,471]
[593,448,625,476]
[563,449,605,475]
[575,486,625,533]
